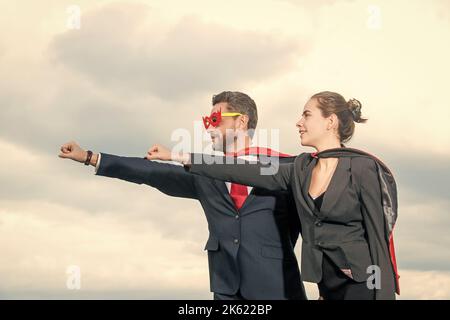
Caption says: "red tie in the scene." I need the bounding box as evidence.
[230,182,248,210]
[225,151,248,211]
[225,147,292,211]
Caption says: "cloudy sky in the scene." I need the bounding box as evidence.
[0,0,449,299]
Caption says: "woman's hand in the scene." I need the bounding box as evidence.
[146,144,172,161]
[145,144,190,164]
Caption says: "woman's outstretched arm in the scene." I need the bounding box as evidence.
[145,144,294,191]
[186,153,294,191]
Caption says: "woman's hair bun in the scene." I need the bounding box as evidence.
[347,98,364,123]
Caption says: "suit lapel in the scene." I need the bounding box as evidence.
[237,188,256,215]
[212,180,237,215]
[300,156,318,217]
[320,157,351,216]
[299,155,351,218]
[212,180,258,214]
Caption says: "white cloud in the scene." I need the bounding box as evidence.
[49,3,306,100]
[397,270,450,300]
[0,198,210,299]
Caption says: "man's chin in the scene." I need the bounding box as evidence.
[211,141,224,152]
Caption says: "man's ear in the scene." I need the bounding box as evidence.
[238,114,250,130]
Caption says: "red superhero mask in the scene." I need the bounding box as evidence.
[202,111,243,129]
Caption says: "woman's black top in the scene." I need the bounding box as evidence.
[310,192,325,211]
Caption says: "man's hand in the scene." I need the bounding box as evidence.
[58,141,98,166]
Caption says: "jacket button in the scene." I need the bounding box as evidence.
[234,238,239,244]
[235,215,239,220]
[315,221,323,227]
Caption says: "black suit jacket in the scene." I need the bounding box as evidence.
[95,153,306,299]
[187,151,398,300]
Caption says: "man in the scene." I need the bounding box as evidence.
[59,91,306,300]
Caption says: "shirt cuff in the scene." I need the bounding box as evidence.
[173,152,191,165]
[94,152,102,174]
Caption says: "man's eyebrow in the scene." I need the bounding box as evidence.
[302,110,311,114]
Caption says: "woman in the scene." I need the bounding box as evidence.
[148,91,400,300]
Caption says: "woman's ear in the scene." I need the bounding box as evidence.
[328,113,339,131]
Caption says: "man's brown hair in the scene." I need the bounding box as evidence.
[212,91,258,136]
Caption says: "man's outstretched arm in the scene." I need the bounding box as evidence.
[58,141,198,199]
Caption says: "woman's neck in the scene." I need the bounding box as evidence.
[314,139,342,170]
[315,140,342,153]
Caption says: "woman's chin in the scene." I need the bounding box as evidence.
[300,136,308,146]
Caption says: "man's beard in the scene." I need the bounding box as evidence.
[211,133,233,153]
[209,133,224,152]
